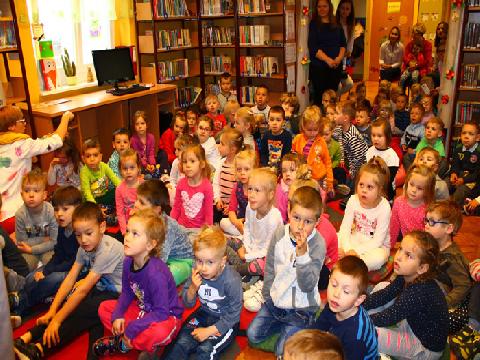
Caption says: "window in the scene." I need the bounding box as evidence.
[28,0,116,89]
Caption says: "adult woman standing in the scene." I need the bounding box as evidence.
[336,0,355,98]
[432,21,448,86]
[379,26,404,81]
[308,0,346,106]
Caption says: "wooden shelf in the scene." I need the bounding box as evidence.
[152,16,197,21]
[463,48,480,52]
[200,14,234,19]
[0,46,17,53]
[239,44,284,48]
[459,87,480,91]
[158,74,200,84]
[6,96,25,105]
[156,46,198,53]
[238,12,284,17]
[468,6,480,11]
[202,44,235,48]
[239,73,286,79]
[0,16,13,21]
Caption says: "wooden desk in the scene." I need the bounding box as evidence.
[25,84,176,170]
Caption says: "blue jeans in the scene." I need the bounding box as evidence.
[164,309,238,360]
[247,299,316,356]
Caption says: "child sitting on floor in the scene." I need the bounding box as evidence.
[130,111,157,174]
[280,92,300,134]
[205,94,226,137]
[275,153,305,223]
[283,329,345,360]
[108,128,130,179]
[414,147,449,200]
[47,139,81,189]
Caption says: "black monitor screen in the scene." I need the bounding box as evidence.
[92,48,135,86]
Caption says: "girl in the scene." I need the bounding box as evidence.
[370,89,389,120]
[352,81,371,110]
[364,231,448,359]
[234,107,257,151]
[186,105,199,134]
[275,153,305,223]
[377,100,394,130]
[366,119,399,200]
[390,164,435,247]
[220,148,257,237]
[280,92,300,134]
[322,89,337,113]
[95,209,183,357]
[421,95,435,124]
[223,99,240,129]
[336,0,355,98]
[325,104,336,123]
[338,157,391,271]
[292,105,333,195]
[158,113,188,165]
[196,116,221,169]
[115,149,142,235]
[169,135,197,189]
[130,111,156,172]
[213,128,244,220]
[47,139,81,189]
[170,144,213,228]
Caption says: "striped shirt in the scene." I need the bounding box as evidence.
[303,139,314,159]
[333,124,368,179]
[219,161,236,205]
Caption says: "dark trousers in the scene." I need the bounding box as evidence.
[333,167,347,185]
[28,288,118,360]
[310,64,341,106]
[380,67,401,82]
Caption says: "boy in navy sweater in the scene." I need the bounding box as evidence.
[260,105,292,170]
[10,186,82,316]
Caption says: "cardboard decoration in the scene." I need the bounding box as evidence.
[39,40,54,59]
[40,59,56,90]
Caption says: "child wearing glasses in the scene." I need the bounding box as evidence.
[0,106,74,234]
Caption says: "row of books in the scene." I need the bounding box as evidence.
[0,21,16,48]
[467,0,480,6]
[201,0,233,15]
[176,86,202,108]
[204,55,232,74]
[157,29,191,49]
[238,0,270,14]
[239,56,279,77]
[464,23,480,49]
[239,86,258,104]
[461,64,480,88]
[456,102,480,125]
[156,59,189,81]
[154,0,188,17]
[239,25,270,45]
[202,26,235,46]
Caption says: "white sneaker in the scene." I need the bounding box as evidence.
[244,283,264,312]
[243,280,263,300]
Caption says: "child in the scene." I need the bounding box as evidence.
[421,95,435,124]
[130,111,156,173]
[9,186,82,316]
[247,186,325,357]
[214,128,244,218]
[280,92,301,134]
[196,116,222,169]
[169,134,197,189]
[95,210,183,357]
[338,157,391,271]
[401,103,425,170]
[260,105,292,169]
[321,118,346,191]
[377,100,395,136]
[322,89,337,113]
[393,93,410,136]
[226,168,282,296]
[364,231,449,359]
[0,107,73,234]
[79,138,121,207]
[15,170,58,271]
[158,113,188,165]
[171,144,213,228]
[333,100,368,189]
[108,128,130,179]
[325,104,336,123]
[217,72,237,113]
[135,180,193,285]
[186,104,200,134]
[283,329,345,360]
[447,122,480,205]
[416,116,445,157]
[414,147,449,200]
[355,105,372,147]
[251,85,271,142]
[425,201,472,334]
[390,164,435,247]
[220,148,257,237]
[275,153,305,223]
[313,256,378,360]
[13,202,124,360]
[410,83,422,104]
[353,82,371,111]
[205,94,226,136]
[366,119,399,200]
[115,149,142,235]
[47,139,81,189]
[234,107,256,150]
[400,42,426,90]
[370,89,388,120]
[389,83,402,110]
[223,99,240,128]
[164,226,242,360]
[292,106,333,194]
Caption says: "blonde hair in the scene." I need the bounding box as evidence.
[180,143,211,180]
[223,99,240,116]
[119,148,141,172]
[404,164,436,205]
[289,186,323,218]
[284,329,344,360]
[356,156,390,197]
[337,100,356,121]
[193,225,226,256]
[220,127,244,154]
[22,168,47,190]
[235,107,256,133]
[322,89,337,105]
[300,105,322,132]
[235,148,258,170]
[279,92,300,113]
[205,93,219,105]
[133,110,147,125]
[249,167,277,194]
[426,116,444,129]
[129,209,166,258]
[415,147,440,168]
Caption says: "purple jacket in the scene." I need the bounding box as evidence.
[130,133,156,168]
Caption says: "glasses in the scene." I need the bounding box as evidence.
[423,217,449,227]
[16,119,26,124]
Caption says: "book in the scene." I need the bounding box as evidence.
[239,25,270,45]
[202,25,235,45]
[239,55,279,76]
[204,55,232,74]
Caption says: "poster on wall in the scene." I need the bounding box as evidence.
[285,11,295,41]
[387,2,401,14]
[287,64,295,93]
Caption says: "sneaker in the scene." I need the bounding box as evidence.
[244,283,264,312]
[243,280,263,300]
[137,347,165,360]
[92,335,129,356]
[14,339,42,360]
[242,275,260,291]
[335,184,351,196]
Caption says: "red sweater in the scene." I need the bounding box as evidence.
[207,113,226,137]
[158,128,176,164]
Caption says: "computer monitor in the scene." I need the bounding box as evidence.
[92,47,135,88]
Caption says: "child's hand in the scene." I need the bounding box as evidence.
[112,319,125,336]
[295,230,308,257]
[456,177,464,186]
[146,164,155,172]
[450,173,458,184]
[222,205,229,216]
[401,144,407,152]
[34,271,45,282]
[234,219,244,234]
[215,199,224,211]
[50,157,61,166]
[327,189,335,200]
[191,268,203,291]
[17,242,32,254]
[62,111,74,123]
[407,148,414,155]
[338,248,345,259]
[191,327,216,343]
[37,309,56,326]
[43,318,61,348]
[466,199,479,212]
[237,246,246,260]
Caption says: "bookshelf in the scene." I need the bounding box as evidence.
[450,1,480,145]
[133,0,297,109]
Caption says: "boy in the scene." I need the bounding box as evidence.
[205,94,226,136]
[260,105,292,169]
[108,128,130,179]
[186,104,200,134]
[10,186,82,316]
[401,103,425,170]
[355,105,372,147]
[223,99,240,129]
[217,72,237,113]
[332,101,368,187]
[416,117,445,157]
[313,256,378,360]
[247,186,326,357]
[447,122,480,205]
[393,93,409,136]
[280,92,300,134]
[164,226,242,360]
[283,329,345,360]
[14,202,124,359]
[15,170,58,271]
[321,118,348,194]
[425,201,472,332]
[415,147,449,200]
[251,85,271,142]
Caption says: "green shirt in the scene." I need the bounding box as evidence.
[415,137,445,157]
[80,162,121,202]
[327,138,342,168]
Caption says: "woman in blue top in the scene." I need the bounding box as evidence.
[308,0,346,107]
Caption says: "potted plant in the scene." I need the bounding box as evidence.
[61,49,76,85]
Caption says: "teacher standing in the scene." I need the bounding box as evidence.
[308,0,346,107]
